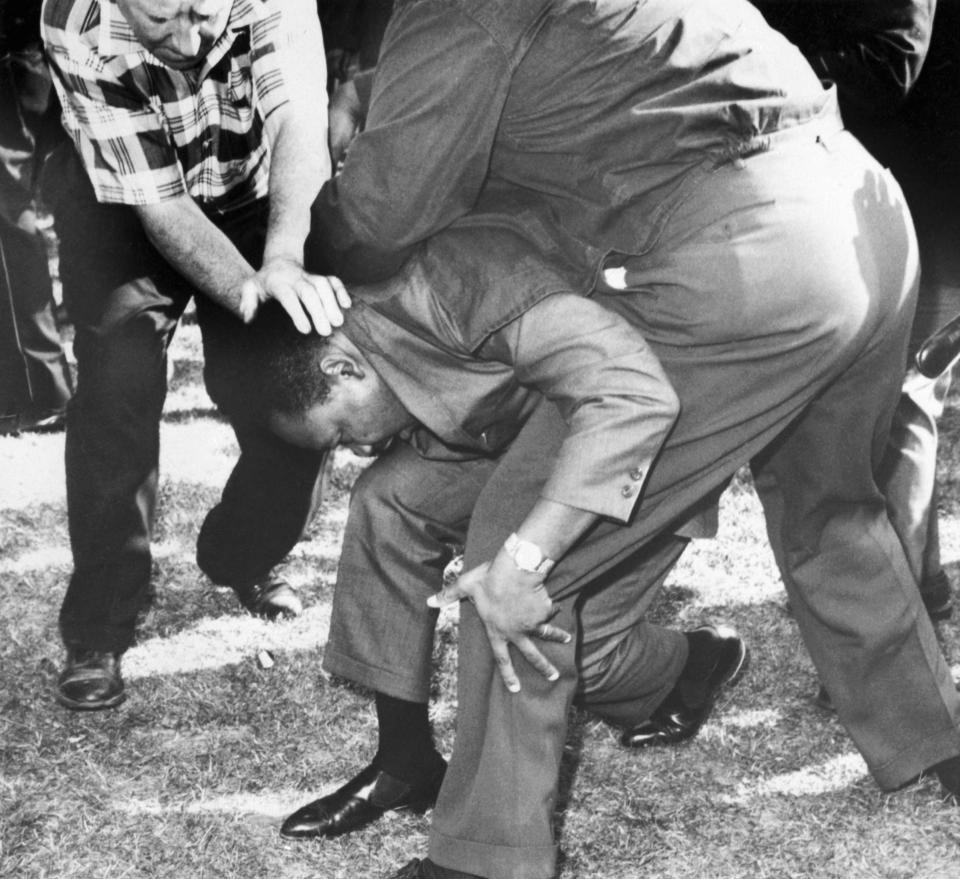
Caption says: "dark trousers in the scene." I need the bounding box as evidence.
[0,214,72,430]
[47,146,327,654]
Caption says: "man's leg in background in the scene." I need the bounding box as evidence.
[194,202,328,619]
[48,145,190,710]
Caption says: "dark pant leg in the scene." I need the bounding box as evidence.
[324,442,497,702]
[50,147,190,653]
[195,418,329,587]
[0,216,71,420]
[192,207,328,587]
[575,532,689,727]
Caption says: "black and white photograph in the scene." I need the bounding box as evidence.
[3,1,960,876]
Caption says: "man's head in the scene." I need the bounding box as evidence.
[117,0,232,69]
[218,302,415,454]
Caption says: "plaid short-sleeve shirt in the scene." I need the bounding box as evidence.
[42,0,316,212]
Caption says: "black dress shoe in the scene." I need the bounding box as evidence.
[387,862,429,879]
[234,574,302,620]
[930,755,960,803]
[621,625,748,748]
[56,649,126,711]
[280,760,446,839]
[384,859,482,879]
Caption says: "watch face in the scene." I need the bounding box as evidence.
[514,542,543,570]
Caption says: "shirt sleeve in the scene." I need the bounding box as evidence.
[43,38,186,205]
[254,0,327,128]
[483,293,681,522]
[306,0,512,282]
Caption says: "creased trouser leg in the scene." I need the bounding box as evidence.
[324,443,498,702]
[751,348,960,789]
[879,367,950,586]
[429,132,960,877]
[430,405,691,879]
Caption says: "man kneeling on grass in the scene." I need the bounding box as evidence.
[225,194,960,876]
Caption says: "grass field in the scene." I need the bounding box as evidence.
[3,320,960,879]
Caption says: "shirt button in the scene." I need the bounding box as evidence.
[629,468,644,481]
[621,485,635,498]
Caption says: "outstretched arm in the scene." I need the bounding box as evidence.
[431,293,681,691]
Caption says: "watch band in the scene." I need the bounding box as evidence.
[504,532,555,575]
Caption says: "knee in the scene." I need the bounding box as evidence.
[72,319,169,420]
[347,456,403,529]
[578,636,627,700]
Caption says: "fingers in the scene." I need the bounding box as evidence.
[270,282,313,334]
[327,274,352,309]
[264,275,349,336]
[426,579,467,608]
[533,623,572,644]
[305,275,349,331]
[239,276,264,324]
[295,276,336,335]
[515,636,560,683]
[492,635,561,692]
[490,636,522,693]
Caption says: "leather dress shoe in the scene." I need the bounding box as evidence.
[280,759,446,839]
[56,649,126,711]
[385,859,484,879]
[930,755,960,803]
[622,625,748,748]
[387,862,430,879]
[234,574,302,620]
[0,407,67,436]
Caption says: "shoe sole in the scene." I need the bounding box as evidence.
[55,689,127,711]
[279,797,439,840]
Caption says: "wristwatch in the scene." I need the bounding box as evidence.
[504,533,555,576]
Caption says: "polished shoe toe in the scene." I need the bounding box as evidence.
[622,624,748,749]
[386,861,429,879]
[235,575,302,620]
[384,858,482,879]
[56,649,126,711]
[281,759,446,839]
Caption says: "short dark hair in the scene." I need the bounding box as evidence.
[210,301,334,423]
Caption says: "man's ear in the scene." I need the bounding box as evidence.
[319,353,365,380]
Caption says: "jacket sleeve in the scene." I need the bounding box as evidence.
[483,293,680,522]
[306,0,512,282]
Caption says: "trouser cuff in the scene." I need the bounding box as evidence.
[323,647,431,703]
[59,618,135,655]
[429,829,557,879]
[870,726,960,791]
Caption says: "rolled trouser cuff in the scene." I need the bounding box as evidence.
[322,646,432,704]
[429,829,557,879]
